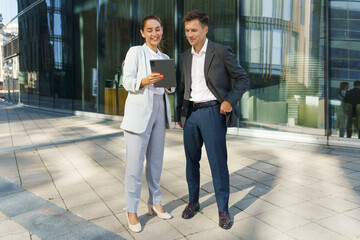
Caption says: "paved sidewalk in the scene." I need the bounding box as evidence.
[0,101,360,240]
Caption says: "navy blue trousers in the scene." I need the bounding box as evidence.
[183,103,229,211]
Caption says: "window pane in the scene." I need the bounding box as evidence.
[283,0,292,21]
[272,30,282,65]
[73,0,98,112]
[329,1,360,139]
[240,0,325,134]
[241,0,251,16]
[263,0,273,18]
[97,0,132,115]
[184,0,237,52]
[250,29,261,63]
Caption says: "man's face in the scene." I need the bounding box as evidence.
[185,19,208,50]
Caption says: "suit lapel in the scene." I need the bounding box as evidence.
[142,44,152,75]
[185,50,192,86]
[204,40,215,81]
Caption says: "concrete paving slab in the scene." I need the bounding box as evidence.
[265,233,295,240]
[285,201,337,221]
[283,174,322,186]
[233,196,280,216]
[102,190,126,210]
[0,178,24,198]
[348,171,360,181]
[259,190,304,208]
[314,196,359,213]
[255,209,309,232]
[287,223,349,240]
[244,183,273,197]
[0,178,125,240]
[260,178,300,191]
[342,162,360,172]
[229,216,282,240]
[343,207,360,221]
[187,227,239,240]
[132,220,183,240]
[0,190,52,218]
[0,232,31,240]
[0,219,29,237]
[70,202,113,220]
[90,215,126,235]
[339,192,360,205]
[282,185,329,201]
[164,203,218,236]
[1,103,360,239]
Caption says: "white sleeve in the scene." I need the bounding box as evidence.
[122,47,144,93]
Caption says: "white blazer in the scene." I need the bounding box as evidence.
[120,44,174,134]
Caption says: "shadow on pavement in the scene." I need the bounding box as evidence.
[161,153,279,223]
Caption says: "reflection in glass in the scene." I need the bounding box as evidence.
[73,0,97,112]
[137,0,175,57]
[330,0,360,138]
[272,30,282,65]
[15,0,73,110]
[262,0,273,18]
[97,0,131,115]
[2,0,358,145]
[183,0,237,52]
[240,0,325,132]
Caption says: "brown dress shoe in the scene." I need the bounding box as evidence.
[181,202,200,219]
[219,211,232,229]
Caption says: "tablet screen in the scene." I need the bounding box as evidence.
[150,59,176,87]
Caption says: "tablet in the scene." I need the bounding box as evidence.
[150,59,176,87]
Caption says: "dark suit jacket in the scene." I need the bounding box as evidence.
[176,40,249,127]
[343,87,360,116]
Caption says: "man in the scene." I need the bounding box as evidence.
[176,10,249,229]
[343,80,360,138]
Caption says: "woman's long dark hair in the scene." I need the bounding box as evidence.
[140,15,162,31]
[339,81,349,97]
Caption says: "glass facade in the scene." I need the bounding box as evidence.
[1,0,360,146]
[329,0,360,138]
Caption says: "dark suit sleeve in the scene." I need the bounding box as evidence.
[222,47,249,106]
[176,55,185,122]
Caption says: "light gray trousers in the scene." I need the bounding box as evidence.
[124,94,166,213]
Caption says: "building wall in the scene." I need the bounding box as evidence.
[0,16,4,90]
[2,0,360,140]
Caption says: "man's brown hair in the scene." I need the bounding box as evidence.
[183,10,209,26]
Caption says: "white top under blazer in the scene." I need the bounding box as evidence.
[120,44,175,134]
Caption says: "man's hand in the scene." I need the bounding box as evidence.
[220,101,232,115]
[178,121,183,128]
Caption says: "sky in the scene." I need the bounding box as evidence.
[0,0,18,25]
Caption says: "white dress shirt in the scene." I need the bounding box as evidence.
[146,45,165,95]
[189,38,217,103]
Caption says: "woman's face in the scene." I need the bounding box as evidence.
[345,84,349,91]
[140,19,163,50]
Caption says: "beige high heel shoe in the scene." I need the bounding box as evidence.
[148,204,172,219]
[126,212,141,233]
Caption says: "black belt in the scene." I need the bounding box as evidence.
[192,100,219,109]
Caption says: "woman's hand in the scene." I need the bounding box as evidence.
[140,73,163,87]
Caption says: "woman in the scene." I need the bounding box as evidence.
[338,81,349,137]
[121,15,173,233]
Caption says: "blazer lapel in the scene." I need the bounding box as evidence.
[142,44,151,75]
[185,50,192,86]
[204,41,215,81]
